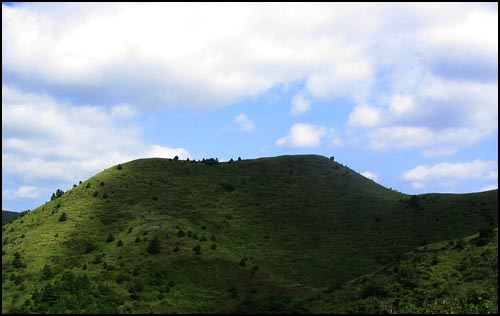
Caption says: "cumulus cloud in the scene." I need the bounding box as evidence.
[233,113,256,132]
[276,123,327,148]
[402,159,498,188]
[3,185,41,200]
[2,85,191,191]
[4,2,495,114]
[290,93,311,116]
[361,171,378,181]
[347,104,381,128]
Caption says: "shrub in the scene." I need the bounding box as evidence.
[147,235,160,254]
[200,236,207,242]
[117,240,123,247]
[102,192,108,199]
[93,191,99,197]
[135,236,141,243]
[173,245,180,252]
[177,229,186,237]
[41,265,53,280]
[59,212,67,222]
[12,252,25,269]
[117,164,122,170]
[210,243,217,250]
[211,235,217,242]
[100,181,105,186]
[106,234,115,243]
[239,259,246,267]
[174,156,179,162]
[192,245,201,255]
[86,183,91,189]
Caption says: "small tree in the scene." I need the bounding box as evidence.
[117,164,122,170]
[210,243,217,250]
[192,245,201,255]
[147,235,160,254]
[238,157,242,161]
[174,156,179,162]
[117,240,123,247]
[59,212,67,222]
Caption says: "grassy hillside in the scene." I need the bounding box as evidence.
[2,155,498,313]
[2,210,20,226]
[307,229,498,314]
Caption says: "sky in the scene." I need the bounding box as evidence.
[2,2,498,212]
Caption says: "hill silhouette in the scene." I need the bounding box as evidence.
[2,155,497,313]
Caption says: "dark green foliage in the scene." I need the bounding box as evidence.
[173,156,179,162]
[12,252,25,269]
[117,164,122,170]
[93,254,104,264]
[177,229,185,237]
[58,212,67,222]
[210,243,217,250]
[41,265,53,280]
[474,227,494,246]
[100,181,105,186]
[192,245,201,255]
[117,240,123,247]
[173,245,180,252]
[134,236,141,243]
[93,191,99,197]
[85,183,91,189]
[106,234,115,243]
[73,184,77,188]
[84,242,95,254]
[147,235,160,254]
[239,259,246,267]
[200,236,206,242]
[211,235,217,242]
[102,192,109,199]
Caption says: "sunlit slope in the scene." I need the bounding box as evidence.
[2,155,497,313]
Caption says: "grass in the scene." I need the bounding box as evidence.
[2,154,498,313]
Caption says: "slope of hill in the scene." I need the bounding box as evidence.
[2,210,20,226]
[306,229,498,314]
[2,155,498,313]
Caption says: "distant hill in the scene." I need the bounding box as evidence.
[2,210,20,225]
[2,155,497,313]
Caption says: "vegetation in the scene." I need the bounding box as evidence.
[1,155,497,313]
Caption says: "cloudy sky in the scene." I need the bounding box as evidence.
[2,2,498,212]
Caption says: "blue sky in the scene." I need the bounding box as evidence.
[2,3,498,212]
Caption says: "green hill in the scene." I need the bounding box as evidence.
[2,210,20,226]
[2,155,498,313]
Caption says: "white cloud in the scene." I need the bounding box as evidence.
[276,123,327,148]
[111,104,136,118]
[233,113,256,132]
[482,170,498,180]
[347,104,381,128]
[290,93,311,116]
[361,171,378,181]
[402,160,498,188]
[146,145,191,159]
[368,126,490,155]
[3,185,41,200]
[2,85,191,185]
[4,3,494,112]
